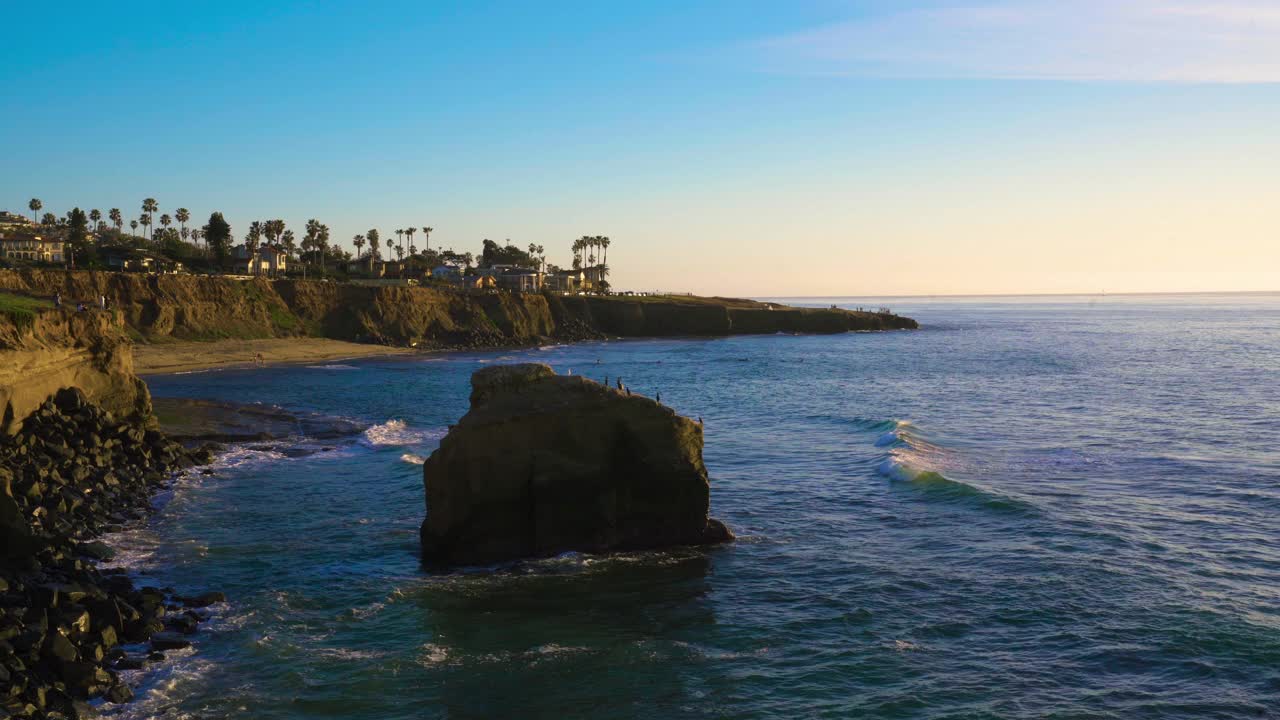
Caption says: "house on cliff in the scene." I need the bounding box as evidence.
[432,263,462,282]
[0,211,36,232]
[477,264,545,292]
[232,244,287,277]
[544,269,584,293]
[0,235,64,264]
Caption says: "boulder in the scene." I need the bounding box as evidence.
[420,364,732,565]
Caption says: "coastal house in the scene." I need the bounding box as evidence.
[496,269,542,292]
[458,274,496,290]
[477,264,544,292]
[381,260,421,279]
[544,269,584,293]
[581,265,607,292]
[0,235,64,264]
[99,246,156,272]
[232,244,288,277]
[0,211,35,232]
[431,263,463,282]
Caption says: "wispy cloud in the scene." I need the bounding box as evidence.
[758,1,1280,83]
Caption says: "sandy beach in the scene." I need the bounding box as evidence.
[133,337,414,375]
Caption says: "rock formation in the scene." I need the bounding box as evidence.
[420,364,733,565]
[0,307,151,436]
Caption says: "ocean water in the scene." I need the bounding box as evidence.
[110,294,1280,719]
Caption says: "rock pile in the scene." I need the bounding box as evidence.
[420,364,733,566]
[1,388,218,719]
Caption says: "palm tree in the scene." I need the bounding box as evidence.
[304,219,321,270]
[318,224,330,272]
[405,227,416,255]
[160,213,172,239]
[353,234,366,271]
[175,208,190,238]
[602,236,610,266]
[366,229,380,274]
[28,198,42,224]
[139,213,151,240]
[142,198,158,239]
[89,209,102,232]
[395,228,404,258]
[130,219,139,236]
[246,221,263,275]
[109,208,123,233]
[421,226,433,253]
[282,230,296,275]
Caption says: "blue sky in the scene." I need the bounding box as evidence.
[3,1,1278,295]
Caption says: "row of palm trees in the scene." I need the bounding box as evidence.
[572,235,610,269]
[350,226,435,274]
[24,197,615,285]
[26,197,198,245]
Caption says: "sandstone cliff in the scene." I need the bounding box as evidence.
[420,364,732,565]
[0,270,916,350]
[0,307,151,435]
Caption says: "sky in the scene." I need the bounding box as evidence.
[2,0,1277,296]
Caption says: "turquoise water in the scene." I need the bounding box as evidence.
[114,294,1280,718]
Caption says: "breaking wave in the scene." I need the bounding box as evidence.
[362,420,443,447]
[875,421,1034,515]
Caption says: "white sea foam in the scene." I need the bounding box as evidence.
[400,453,427,465]
[877,457,922,482]
[362,419,444,447]
[211,445,290,471]
[306,363,359,370]
[419,643,451,666]
[874,420,913,447]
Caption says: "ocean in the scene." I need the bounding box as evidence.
[106,293,1280,719]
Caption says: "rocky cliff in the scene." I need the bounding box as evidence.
[0,307,151,435]
[0,270,916,350]
[420,364,732,565]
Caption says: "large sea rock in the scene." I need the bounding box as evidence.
[419,363,733,565]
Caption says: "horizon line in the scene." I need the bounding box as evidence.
[753,289,1280,300]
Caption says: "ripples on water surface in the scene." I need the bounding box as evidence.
[115,294,1280,718]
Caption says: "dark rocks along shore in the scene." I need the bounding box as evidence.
[1,389,221,719]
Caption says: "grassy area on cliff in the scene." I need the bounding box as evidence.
[0,291,52,329]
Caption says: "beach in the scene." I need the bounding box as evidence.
[133,337,414,375]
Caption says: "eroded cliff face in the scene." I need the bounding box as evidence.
[0,309,151,435]
[0,269,916,350]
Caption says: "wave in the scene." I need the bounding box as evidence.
[875,420,913,447]
[400,453,427,465]
[875,421,1034,515]
[362,420,444,447]
[877,457,1033,514]
[306,363,359,370]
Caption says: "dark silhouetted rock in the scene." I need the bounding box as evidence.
[420,364,733,565]
[149,632,191,650]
